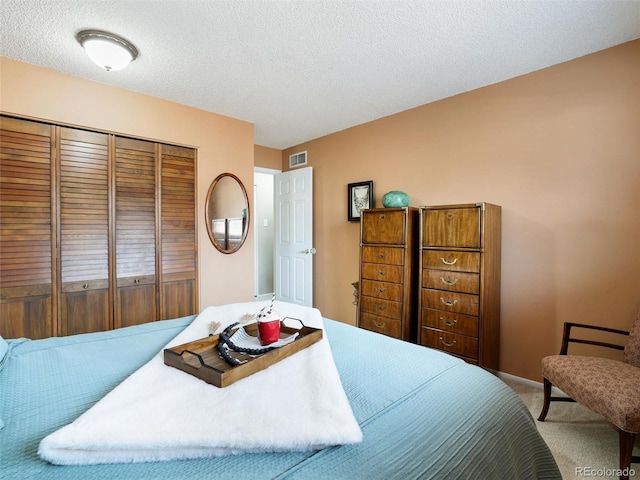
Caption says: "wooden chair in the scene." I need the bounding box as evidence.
[539,309,640,479]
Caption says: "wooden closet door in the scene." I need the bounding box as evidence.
[0,117,55,339]
[114,137,157,328]
[58,127,111,335]
[159,144,197,319]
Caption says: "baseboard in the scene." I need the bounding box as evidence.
[497,371,569,397]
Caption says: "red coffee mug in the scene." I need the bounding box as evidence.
[258,319,280,346]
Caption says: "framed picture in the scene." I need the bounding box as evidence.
[347,180,374,221]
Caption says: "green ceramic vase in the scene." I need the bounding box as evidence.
[382,191,409,207]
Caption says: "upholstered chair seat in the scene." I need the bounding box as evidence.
[539,308,640,480]
[541,356,640,432]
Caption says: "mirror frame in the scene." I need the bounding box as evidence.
[205,172,250,254]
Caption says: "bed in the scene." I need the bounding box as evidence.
[0,301,560,479]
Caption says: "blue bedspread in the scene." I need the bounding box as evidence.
[0,315,560,480]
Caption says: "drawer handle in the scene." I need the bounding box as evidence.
[440,277,458,286]
[441,317,457,327]
[439,336,457,347]
[377,271,385,276]
[373,320,386,328]
[83,284,89,289]
[379,214,385,219]
[440,297,458,307]
[376,287,387,294]
[377,253,386,258]
[375,305,386,311]
[134,279,140,284]
[441,257,458,265]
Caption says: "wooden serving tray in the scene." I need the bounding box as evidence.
[164,319,323,388]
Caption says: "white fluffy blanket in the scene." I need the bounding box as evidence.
[38,301,362,465]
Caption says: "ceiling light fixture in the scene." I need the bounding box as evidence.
[76,29,138,72]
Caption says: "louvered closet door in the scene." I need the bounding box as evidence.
[159,144,197,319]
[0,117,55,339]
[58,127,111,335]
[114,137,157,328]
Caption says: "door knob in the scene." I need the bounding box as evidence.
[302,248,317,254]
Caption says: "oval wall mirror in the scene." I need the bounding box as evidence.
[205,173,250,254]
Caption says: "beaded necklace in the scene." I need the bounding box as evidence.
[217,322,277,366]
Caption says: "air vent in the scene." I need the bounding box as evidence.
[289,151,307,168]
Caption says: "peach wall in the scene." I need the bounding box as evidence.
[0,57,255,311]
[254,145,282,170]
[283,40,640,381]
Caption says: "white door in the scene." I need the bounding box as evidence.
[274,167,314,306]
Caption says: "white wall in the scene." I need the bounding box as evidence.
[254,171,275,296]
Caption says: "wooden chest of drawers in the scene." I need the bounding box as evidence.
[418,203,501,369]
[358,207,418,341]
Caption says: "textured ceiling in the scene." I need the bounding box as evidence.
[1,1,639,149]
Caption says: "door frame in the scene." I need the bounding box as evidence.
[254,167,280,300]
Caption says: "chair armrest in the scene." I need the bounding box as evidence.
[560,322,630,355]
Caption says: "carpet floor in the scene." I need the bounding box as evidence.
[502,376,640,480]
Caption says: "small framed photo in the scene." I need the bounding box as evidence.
[347,180,374,222]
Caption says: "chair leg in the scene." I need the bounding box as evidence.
[619,429,635,480]
[538,378,552,421]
